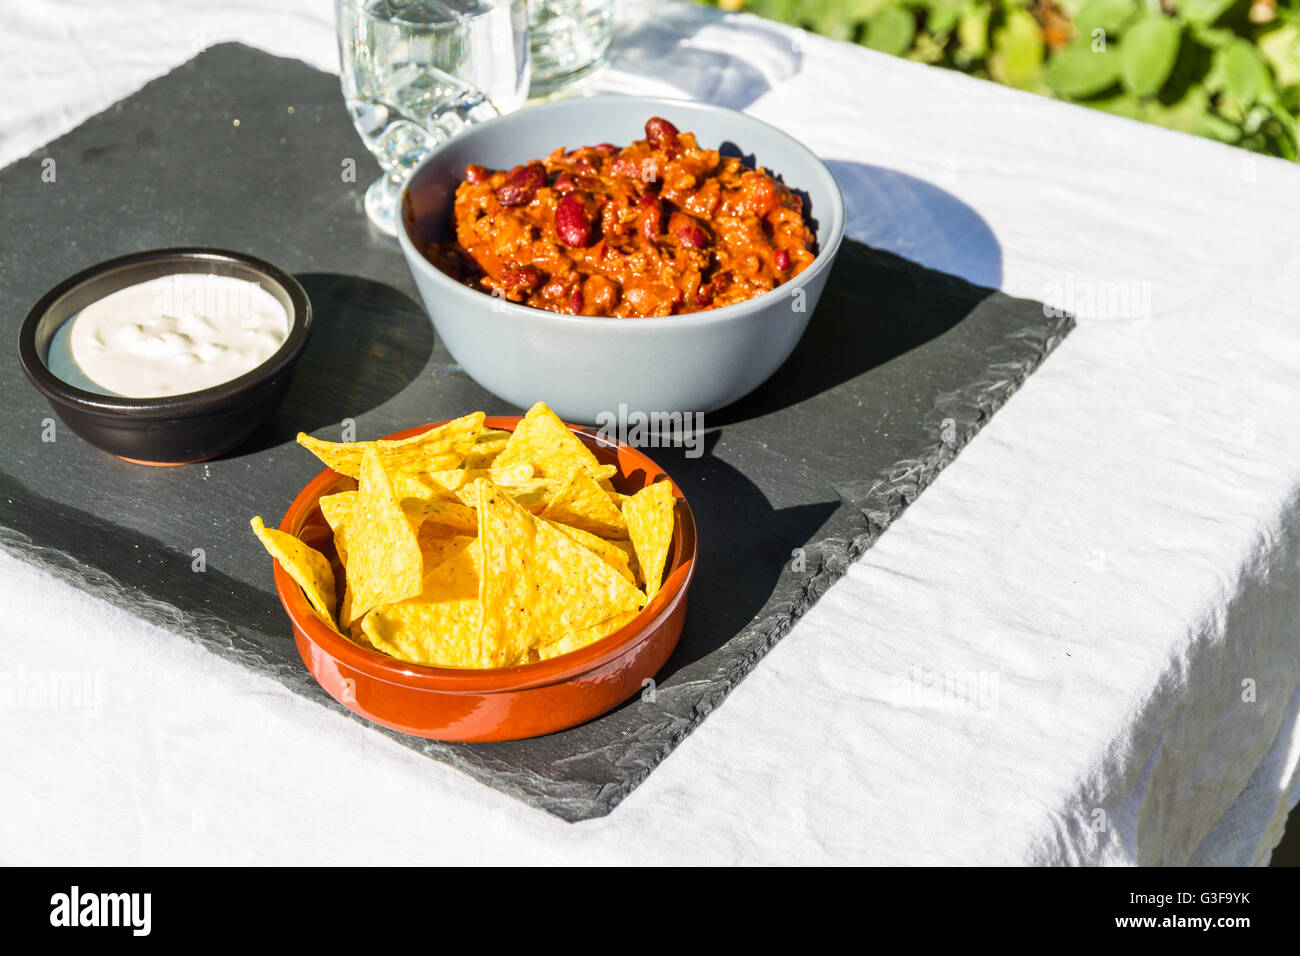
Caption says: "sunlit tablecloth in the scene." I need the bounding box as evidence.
[2,0,1297,865]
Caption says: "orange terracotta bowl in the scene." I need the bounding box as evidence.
[272,415,698,742]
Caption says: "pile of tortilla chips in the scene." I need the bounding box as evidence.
[250,402,678,669]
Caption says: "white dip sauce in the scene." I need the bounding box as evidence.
[61,273,289,398]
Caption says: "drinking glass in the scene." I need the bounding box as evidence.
[337,0,530,236]
[527,0,614,99]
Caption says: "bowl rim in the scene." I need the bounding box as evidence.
[398,93,846,329]
[273,414,699,694]
[18,247,312,415]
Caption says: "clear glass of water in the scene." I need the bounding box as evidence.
[337,0,530,236]
[528,0,614,99]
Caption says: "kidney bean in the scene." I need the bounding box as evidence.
[693,286,713,308]
[569,286,584,313]
[774,248,791,271]
[645,117,680,154]
[495,162,547,206]
[464,163,490,184]
[669,211,708,249]
[553,172,576,194]
[555,194,594,248]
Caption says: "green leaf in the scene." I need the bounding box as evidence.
[990,8,1045,89]
[927,0,965,36]
[956,2,992,58]
[1190,24,1236,49]
[1192,112,1244,142]
[1089,91,1145,118]
[1221,38,1275,106]
[812,9,858,41]
[1259,24,1300,88]
[743,0,802,24]
[909,31,950,63]
[1176,0,1236,25]
[1120,15,1182,96]
[1141,83,1211,132]
[862,5,917,56]
[1074,0,1140,38]
[1045,41,1123,97]
[843,0,894,18]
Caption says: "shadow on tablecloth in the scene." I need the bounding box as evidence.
[606,2,801,109]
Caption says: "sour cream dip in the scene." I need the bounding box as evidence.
[52,273,289,398]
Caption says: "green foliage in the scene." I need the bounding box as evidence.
[1121,15,1183,96]
[864,5,918,54]
[1044,41,1122,97]
[693,0,1300,160]
[991,8,1047,89]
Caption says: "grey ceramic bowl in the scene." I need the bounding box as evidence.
[397,95,845,425]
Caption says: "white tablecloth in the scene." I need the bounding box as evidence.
[2,0,1297,865]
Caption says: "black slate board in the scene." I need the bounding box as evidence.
[0,44,1073,821]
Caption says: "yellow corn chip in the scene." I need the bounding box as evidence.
[343,446,424,625]
[464,431,511,470]
[392,471,461,503]
[318,491,355,531]
[491,402,610,481]
[250,516,342,636]
[340,586,354,631]
[318,490,355,565]
[545,519,636,584]
[623,480,676,601]
[489,459,537,486]
[401,498,478,535]
[474,479,644,667]
[296,412,485,478]
[453,476,560,512]
[417,521,455,549]
[537,610,641,661]
[541,470,627,538]
[360,538,483,668]
[418,532,477,570]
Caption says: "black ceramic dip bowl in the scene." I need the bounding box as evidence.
[19,248,311,465]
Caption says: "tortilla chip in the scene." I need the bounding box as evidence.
[537,610,641,661]
[474,479,644,667]
[391,471,461,502]
[623,480,676,601]
[318,491,355,563]
[418,531,476,571]
[453,476,560,512]
[318,491,355,531]
[545,519,636,584]
[250,516,342,635]
[296,411,485,478]
[340,586,354,631]
[360,537,483,668]
[464,431,511,470]
[489,459,537,486]
[541,470,627,538]
[491,402,611,482]
[343,446,424,625]
[401,498,478,535]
